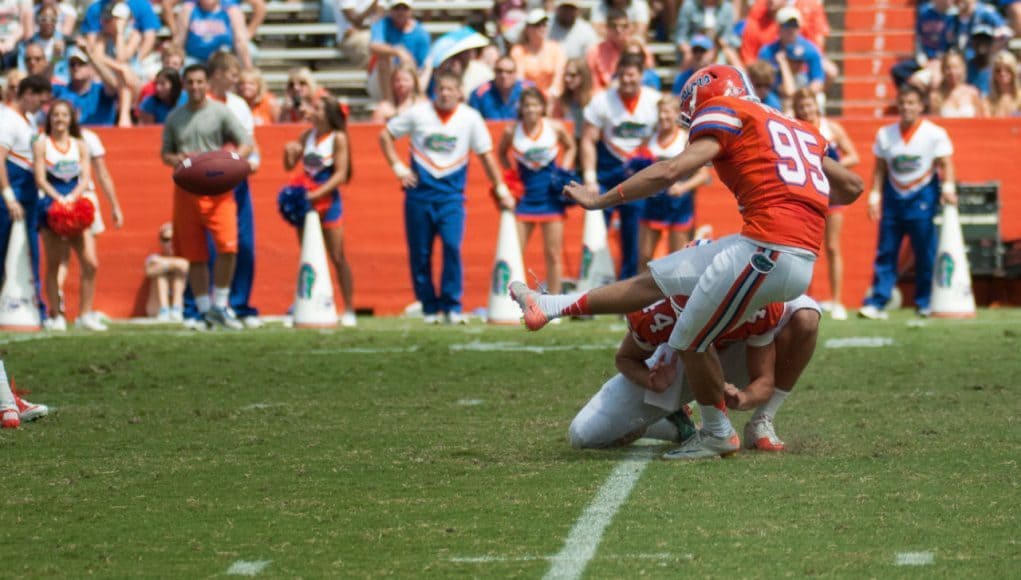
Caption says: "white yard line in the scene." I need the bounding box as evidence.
[307,346,420,354]
[824,337,895,348]
[895,552,934,566]
[543,449,656,580]
[225,559,272,576]
[451,552,682,564]
[450,341,618,354]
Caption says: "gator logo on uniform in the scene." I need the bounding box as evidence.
[936,251,954,288]
[891,154,922,173]
[297,263,316,299]
[750,252,776,274]
[492,260,511,295]
[522,146,548,164]
[303,152,325,173]
[424,134,457,153]
[613,121,651,140]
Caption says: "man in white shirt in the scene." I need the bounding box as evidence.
[334,0,379,66]
[547,0,600,60]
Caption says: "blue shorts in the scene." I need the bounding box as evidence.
[314,189,343,229]
[640,191,694,231]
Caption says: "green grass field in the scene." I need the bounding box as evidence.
[1,311,1019,578]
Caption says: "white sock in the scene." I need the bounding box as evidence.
[195,295,212,313]
[644,419,679,442]
[0,361,16,411]
[212,287,230,309]
[753,389,790,422]
[698,403,733,438]
[536,292,588,318]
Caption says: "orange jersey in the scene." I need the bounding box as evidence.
[626,297,785,351]
[688,96,830,254]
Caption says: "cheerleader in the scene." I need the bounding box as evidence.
[32,100,102,331]
[636,95,710,270]
[282,93,356,327]
[498,87,576,294]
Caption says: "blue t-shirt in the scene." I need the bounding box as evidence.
[467,80,529,121]
[916,2,956,59]
[968,58,992,95]
[369,17,431,69]
[139,92,188,124]
[80,0,160,35]
[758,36,824,88]
[952,4,1005,58]
[53,82,118,126]
[671,68,695,94]
[184,5,234,63]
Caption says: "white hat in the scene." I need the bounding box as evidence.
[67,46,89,63]
[525,8,549,25]
[776,6,802,26]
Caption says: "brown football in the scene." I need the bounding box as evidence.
[173,150,250,195]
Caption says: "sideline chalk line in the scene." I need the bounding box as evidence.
[543,447,657,580]
[226,560,272,576]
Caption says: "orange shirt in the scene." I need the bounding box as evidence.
[248,92,278,126]
[510,41,567,96]
[688,96,830,253]
[741,0,830,64]
[626,298,785,351]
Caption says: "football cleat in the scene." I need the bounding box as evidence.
[445,312,468,325]
[75,312,108,332]
[508,281,549,331]
[1,408,20,429]
[340,311,358,328]
[662,429,740,460]
[45,315,67,332]
[743,418,785,452]
[205,307,244,330]
[830,304,848,321]
[11,380,48,422]
[858,305,888,320]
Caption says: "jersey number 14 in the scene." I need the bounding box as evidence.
[766,119,831,196]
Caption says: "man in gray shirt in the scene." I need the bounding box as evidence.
[161,64,253,330]
[548,0,600,61]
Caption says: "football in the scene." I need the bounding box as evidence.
[173,150,250,195]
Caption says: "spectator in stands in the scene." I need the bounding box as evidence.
[498,87,576,296]
[138,67,185,124]
[97,1,143,67]
[861,83,957,320]
[552,57,593,140]
[368,0,431,103]
[966,25,996,94]
[2,70,25,105]
[758,7,825,97]
[54,41,136,127]
[916,0,957,66]
[468,55,531,121]
[283,93,357,327]
[742,0,830,60]
[587,8,651,90]
[952,0,1011,59]
[238,67,278,125]
[145,222,188,321]
[491,0,529,50]
[42,0,78,38]
[18,5,63,72]
[0,0,32,72]
[32,100,104,331]
[161,63,253,330]
[279,66,328,123]
[372,62,425,122]
[461,47,496,96]
[746,59,783,109]
[1004,0,1021,38]
[511,9,567,98]
[592,0,651,40]
[548,0,599,61]
[931,50,988,117]
[986,50,1021,116]
[379,69,515,325]
[175,0,252,69]
[792,87,859,321]
[580,53,660,280]
[81,0,160,65]
[135,42,184,109]
[671,34,715,94]
[674,0,741,69]
[333,0,380,67]
[621,38,661,89]
[19,43,56,82]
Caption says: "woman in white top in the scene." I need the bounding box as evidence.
[31,100,104,331]
[931,50,987,118]
[986,50,1021,118]
[792,88,860,321]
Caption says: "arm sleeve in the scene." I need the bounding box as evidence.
[934,128,954,157]
[222,108,253,146]
[385,107,414,138]
[133,0,161,32]
[469,113,493,154]
[581,95,603,128]
[806,46,825,83]
[687,103,742,149]
[80,4,101,34]
[871,128,886,158]
[369,19,386,43]
[82,130,106,158]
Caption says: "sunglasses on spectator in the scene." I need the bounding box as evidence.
[25,56,45,62]
[38,16,56,23]
[69,60,88,68]
[495,68,515,74]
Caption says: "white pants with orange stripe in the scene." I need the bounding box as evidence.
[648,235,816,353]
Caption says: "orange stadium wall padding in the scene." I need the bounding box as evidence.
[51,118,1021,319]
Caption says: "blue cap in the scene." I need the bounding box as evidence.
[690,35,713,51]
